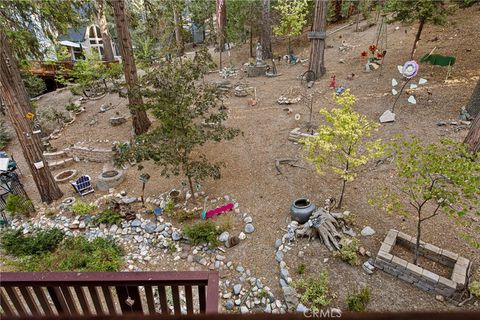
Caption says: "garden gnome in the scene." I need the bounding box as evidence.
[256,42,263,65]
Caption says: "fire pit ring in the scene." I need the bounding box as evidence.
[54,169,77,183]
[97,169,125,191]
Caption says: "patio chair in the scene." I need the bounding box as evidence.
[71,175,94,196]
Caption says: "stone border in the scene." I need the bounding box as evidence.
[54,169,78,183]
[65,145,114,163]
[374,229,472,298]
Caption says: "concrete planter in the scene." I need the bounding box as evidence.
[96,170,124,191]
[375,229,472,300]
[54,169,77,183]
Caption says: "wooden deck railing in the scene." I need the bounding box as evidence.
[0,271,219,318]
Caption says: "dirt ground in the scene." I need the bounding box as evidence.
[4,6,480,312]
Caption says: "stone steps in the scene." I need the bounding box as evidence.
[43,150,67,161]
[47,158,74,170]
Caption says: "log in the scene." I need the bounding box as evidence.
[295,208,343,251]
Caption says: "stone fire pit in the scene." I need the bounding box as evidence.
[96,170,125,191]
[375,229,472,299]
[54,169,77,183]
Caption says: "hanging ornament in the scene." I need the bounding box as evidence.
[401,60,419,78]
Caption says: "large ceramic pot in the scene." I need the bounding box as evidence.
[291,198,316,224]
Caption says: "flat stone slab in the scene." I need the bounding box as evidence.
[375,229,472,300]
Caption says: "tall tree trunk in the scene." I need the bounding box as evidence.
[216,0,226,52]
[0,32,63,204]
[261,0,273,60]
[464,111,480,153]
[308,0,327,80]
[173,5,185,57]
[96,0,115,61]
[249,25,254,58]
[414,211,422,265]
[111,0,151,135]
[465,79,480,118]
[334,0,343,22]
[410,18,425,60]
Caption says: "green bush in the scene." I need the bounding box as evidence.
[0,228,64,256]
[165,208,197,222]
[71,201,96,215]
[297,263,306,275]
[470,280,480,299]
[2,235,124,272]
[55,237,123,272]
[0,120,11,149]
[334,238,360,266]
[163,200,175,215]
[346,287,371,312]
[295,273,330,311]
[22,72,46,98]
[65,102,80,112]
[93,209,123,225]
[183,220,224,247]
[5,194,33,217]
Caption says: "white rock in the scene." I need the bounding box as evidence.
[361,226,376,236]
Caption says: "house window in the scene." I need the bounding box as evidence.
[87,25,105,58]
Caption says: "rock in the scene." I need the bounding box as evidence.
[244,216,253,224]
[236,265,245,273]
[218,231,230,242]
[280,279,288,287]
[379,110,395,123]
[275,250,284,262]
[172,231,182,241]
[235,299,241,306]
[144,222,157,234]
[282,286,299,311]
[131,219,141,228]
[110,115,127,126]
[110,224,118,233]
[256,279,264,289]
[233,284,242,295]
[240,306,249,314]
[280,268,289,280]
[244,224,255,234]
[78,221,86,229]
[238,232,246,240]
[358,246,366,256]
[226,236,240,248]
[216,254,226,261]
[264,304,272,313]
[436,295,445,302]
[225,300,235,310]
[361,226,375,236]
[437,121,447,126]
[298,250,305,258]
[275,239,282,249]
[296,303,308,313]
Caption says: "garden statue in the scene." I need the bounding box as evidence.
[256,42,263,65]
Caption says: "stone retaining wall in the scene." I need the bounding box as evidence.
[65,146,114,163]
[375,229,472,298]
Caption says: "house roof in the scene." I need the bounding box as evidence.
[59,27,86,43]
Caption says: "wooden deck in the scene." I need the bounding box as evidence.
[0,271,219,317]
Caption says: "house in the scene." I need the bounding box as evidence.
[58,23,121,61]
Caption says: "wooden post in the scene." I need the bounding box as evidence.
[111,0,151,135]
[0,32,63,204]
[308,0,327,80]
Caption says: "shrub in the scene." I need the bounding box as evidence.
[71,201,96,215]
[22,72,46,98]
[297,263,306,275]
[65,102,80,112]
[163,200,175,215]
[183,220,222,247]
[346,286,371,312]
[56,237,123,272]
[334,238,360,266]
[0,228,64,256]
[93,209,123,225]
[0,120,11,149]
[165,209,197,222]
[295,273,330,311]
[470,281,480,299]
[5,194,33,217]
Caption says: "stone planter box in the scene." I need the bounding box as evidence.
[375,229,472,298]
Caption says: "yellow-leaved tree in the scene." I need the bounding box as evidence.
[302,90,383,208]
